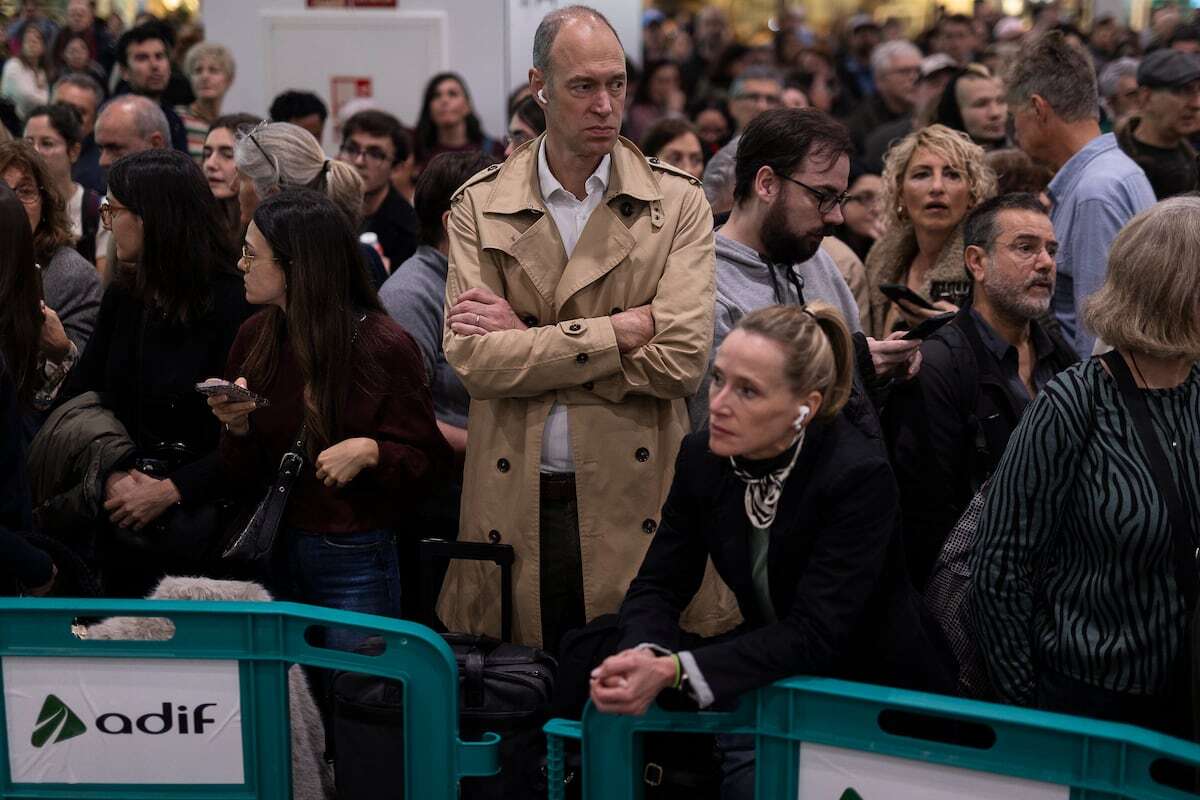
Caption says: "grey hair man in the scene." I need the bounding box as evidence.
[1099,57,1142,124]
[844,40,922,153]
[727,65,783,132]
[53,72,106,194]
[94,95,170,170]
[1007,31,1154,357]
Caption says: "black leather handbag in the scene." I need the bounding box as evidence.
[117,442,227,561]
[221,428,306,562]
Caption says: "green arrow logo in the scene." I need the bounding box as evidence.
[31,695,87,748]
[839,790,864,800]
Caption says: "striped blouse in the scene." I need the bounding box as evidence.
[174,105,209,166]
[969,357,1200,705]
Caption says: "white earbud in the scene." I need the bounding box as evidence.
[537,88,548,104]
[792,405,811,432]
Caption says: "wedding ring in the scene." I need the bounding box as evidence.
[475,313,481,325]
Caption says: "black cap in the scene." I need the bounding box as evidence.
[1137,49,1200,89]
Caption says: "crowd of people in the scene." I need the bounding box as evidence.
[1,0,1199,796]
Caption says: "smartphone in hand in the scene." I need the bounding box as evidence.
[195,378,270,407]
[880,283,937,311]
[901,312,957,341]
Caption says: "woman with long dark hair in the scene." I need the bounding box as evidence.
[0,183,58,594]
[412,72,502,170]
[201,112,261,241]
[210,189,450,647]
[61,148,252,596]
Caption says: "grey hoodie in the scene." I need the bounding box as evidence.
[688,232,863,429]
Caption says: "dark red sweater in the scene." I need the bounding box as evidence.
[219,310,451,534]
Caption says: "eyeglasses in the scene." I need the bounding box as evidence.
[775,173,849,214]
[340,141,393,164]
[9,183,41,206]
[994,236,1058,261]
[504,130,533,149]
[98,198,132,228]
[735,91,781,106]
[240,246,280,269]
[845,190,880,207]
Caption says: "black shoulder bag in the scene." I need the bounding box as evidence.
[221,427,306,562]
[1102,350,1199,736]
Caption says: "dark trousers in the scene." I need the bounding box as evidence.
[539,472,586,655]
[1036,663,1193,740]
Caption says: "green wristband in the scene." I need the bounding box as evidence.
[671,653,682,689]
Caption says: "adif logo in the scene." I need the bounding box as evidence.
[31,695,87,748]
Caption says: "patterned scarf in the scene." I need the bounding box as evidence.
[729,430,806,529]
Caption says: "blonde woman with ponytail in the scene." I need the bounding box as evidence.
[232,121,388,288]
[590,302,955,798]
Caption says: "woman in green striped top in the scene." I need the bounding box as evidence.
[969,196,1200,737]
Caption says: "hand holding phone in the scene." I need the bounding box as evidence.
[901,311,957,341]
[879,283,937,311]
[195,378,269,407]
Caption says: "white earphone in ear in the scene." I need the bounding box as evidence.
[537,88,548,103]
[792,405,811,432]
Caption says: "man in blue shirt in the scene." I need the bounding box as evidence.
[1006,31,1155,358]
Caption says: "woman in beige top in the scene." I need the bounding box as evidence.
[865,124,997,337]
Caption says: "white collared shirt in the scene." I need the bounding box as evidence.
[537,136,612,473]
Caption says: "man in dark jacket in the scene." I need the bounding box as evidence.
[843,40,922,155]
[886,194,1077,590]
[1114,48,1200,199]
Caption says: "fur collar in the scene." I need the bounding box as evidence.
[865,221,968,337]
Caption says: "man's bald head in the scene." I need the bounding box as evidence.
[532,5,621,82]
[95,95,170,169]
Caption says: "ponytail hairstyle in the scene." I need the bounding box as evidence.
[234,121,364,227]
[734,302,854,423]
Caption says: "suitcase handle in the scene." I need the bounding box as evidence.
[419,539,515,642]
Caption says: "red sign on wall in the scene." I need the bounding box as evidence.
[307,0,398,7]
[330,76,373,120]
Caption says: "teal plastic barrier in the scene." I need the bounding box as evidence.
[0,598,499,799]
[546,676,1200,799]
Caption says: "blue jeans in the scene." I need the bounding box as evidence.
[269,528,403,653]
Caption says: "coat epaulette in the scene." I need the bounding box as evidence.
[645,156,702,186]
[452,163,503,203]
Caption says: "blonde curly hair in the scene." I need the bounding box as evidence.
[880,124,998,228]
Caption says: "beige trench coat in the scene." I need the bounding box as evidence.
[437,134,740,646]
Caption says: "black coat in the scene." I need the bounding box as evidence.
[885,309,1077,589]
[616,420,955,705]
[0,357,54,590]
[61,270,253,505]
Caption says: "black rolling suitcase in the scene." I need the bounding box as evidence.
[331,539,556,800]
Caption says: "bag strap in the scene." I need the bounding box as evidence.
[1101,350,1198,610]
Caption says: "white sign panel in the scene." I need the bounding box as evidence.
[798,742,1070,799]
[3,657,244,784]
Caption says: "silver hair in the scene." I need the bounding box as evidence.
[1005,32,1099,122]
[97,95,170,143]
[1098,56,1139,99]
[729,66,783,99]
[870,40,921,80]
[52,72,104,104]
[702,135,738,215]
[532,5,621,81]
[184,41,236,82]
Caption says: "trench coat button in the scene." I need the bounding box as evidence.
[496,458,510,473]
[620,201,634,217]
[522,314,538,327]
[488,530,502,544]
[569,322,582,332]
[576,353,589,364]
[648,157,660,164]
[583,381,595,390]
[642,519,657,534]
[635,447,650,462]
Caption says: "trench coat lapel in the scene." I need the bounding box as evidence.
[553,203,635,310]
[508,214,565,310]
